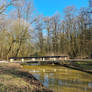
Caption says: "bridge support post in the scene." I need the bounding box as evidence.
[53,58,56,61]
[42,58,45,61]
[21,58,24,62]
[65,57,67,60]
[10,59,14,62]
[32,58,35,61]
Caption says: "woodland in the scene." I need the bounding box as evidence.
[0,0,92,59]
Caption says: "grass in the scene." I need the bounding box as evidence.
[74,61,92,70]
[0,63,52,92]
[66,60,92,73]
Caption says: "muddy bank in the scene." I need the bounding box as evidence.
[0,63,53,92]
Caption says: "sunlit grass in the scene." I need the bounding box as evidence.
[0,63,51,92]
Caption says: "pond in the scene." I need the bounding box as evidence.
[23,64,92,92]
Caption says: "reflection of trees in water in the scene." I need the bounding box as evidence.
[25,65,92,92]
[40,72,45,84]
[37,72,92,92]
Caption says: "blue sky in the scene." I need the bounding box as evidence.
[34,0,88,16]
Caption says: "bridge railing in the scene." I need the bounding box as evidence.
[9,56,69,62]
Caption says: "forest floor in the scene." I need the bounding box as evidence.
[0,63,52,92]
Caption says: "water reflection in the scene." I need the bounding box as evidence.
[23,65,92,92]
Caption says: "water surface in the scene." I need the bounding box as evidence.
[23,65,92,92]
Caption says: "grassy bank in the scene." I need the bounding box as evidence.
[64,60,92,74]
[0,63,52,92]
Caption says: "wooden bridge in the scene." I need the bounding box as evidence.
[9,56,69,65]
[8,56,92,71]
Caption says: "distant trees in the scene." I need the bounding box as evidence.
[44,17,52,55]
[0,0,34,59]
[35,16,45,55]
[0,0,92,59]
